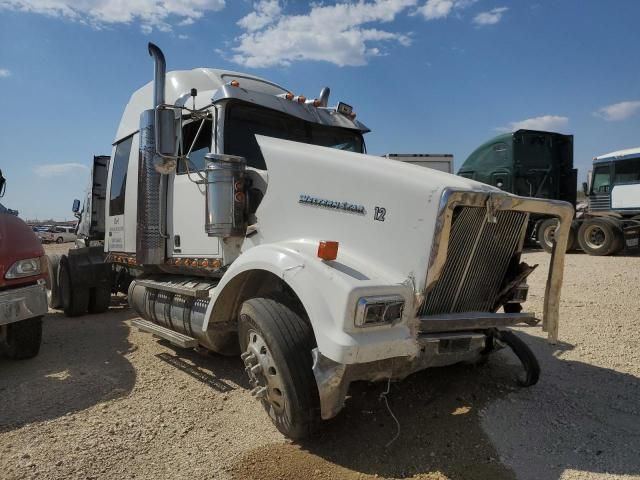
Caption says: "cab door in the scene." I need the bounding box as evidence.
[168,117,221,258]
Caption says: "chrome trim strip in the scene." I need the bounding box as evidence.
[424,188,574,343]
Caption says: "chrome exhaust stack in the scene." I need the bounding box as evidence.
[318,87,330,107]
[136,42,170,266]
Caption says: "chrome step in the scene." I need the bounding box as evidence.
[131,318,198,348]
[135,279,210,299]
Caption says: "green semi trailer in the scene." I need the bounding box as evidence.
[458,130,640,255]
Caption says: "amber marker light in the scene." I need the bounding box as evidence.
[317,241,339,261]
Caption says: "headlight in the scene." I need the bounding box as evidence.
[355,295,405,327]
[5,257,42,279]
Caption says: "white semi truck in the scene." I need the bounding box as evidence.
[55,44,574,438]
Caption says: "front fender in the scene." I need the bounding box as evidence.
[204,242,419,364]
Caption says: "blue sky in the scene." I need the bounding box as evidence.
[1,0,639,220]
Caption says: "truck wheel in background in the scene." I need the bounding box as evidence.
[577,219,622,256]
[88,287,111,314]
[56,237,64,244]
[45,254,62,309]
[537,218,575,253]
[3,316,43,359]
[59,255,89,316]
[239,298,320,439]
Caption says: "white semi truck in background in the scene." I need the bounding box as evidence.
[52,43,574,439]
[383,153,454,174]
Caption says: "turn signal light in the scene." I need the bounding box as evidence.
[317,241,338,261]
[230,80,240,87]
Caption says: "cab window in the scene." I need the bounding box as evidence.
[110,136,133,216]
[614,157,640,184]
[177,117,212,174]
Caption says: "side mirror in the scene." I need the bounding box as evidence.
[582,182,588,195]
[72,199,81,213]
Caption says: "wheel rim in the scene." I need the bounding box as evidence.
[242,329,286,415]
[584,225,607,250]
[543,223,557,247]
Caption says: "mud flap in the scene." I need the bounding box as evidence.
[496,329,540,387]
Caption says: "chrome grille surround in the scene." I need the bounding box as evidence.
[420,189,574,342]
[419,207,528,316]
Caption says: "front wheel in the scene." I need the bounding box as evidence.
[537,218,575,253]
[239,298,320,439]
[56,237,64,244]
[3,316,43,359]
[577,219,622,256]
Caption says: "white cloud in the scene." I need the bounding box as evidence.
[415,0,477,20]
[0,68,10,78]
[473,6,508,25]
[33,163,89,177]
[237,0,281,32]
[231,0,415,68]
[497,115,569,132]
[178,34,189,40]
[594,100,640,121]
[0,0,225,32]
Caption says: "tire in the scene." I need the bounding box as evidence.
[3,316,43,359]
[497,329,540,387]
[56,237,64,244]
[59,255,89,317]
[537,218,575,253]
[88,287,111,314]
[239,298,320,439]
[45,254,62,309]
[577,219,621,256]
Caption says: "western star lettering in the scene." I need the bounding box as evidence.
[299,194,365,215]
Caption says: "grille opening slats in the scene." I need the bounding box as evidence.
[420,206,528,316]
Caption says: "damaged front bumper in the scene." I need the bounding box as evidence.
[313,311,539,419]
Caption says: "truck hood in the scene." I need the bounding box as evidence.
[0,213,45,288]
[252,136,498,292]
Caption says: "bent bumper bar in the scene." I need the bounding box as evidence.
[0,281,48,326]
[418,311,539,333]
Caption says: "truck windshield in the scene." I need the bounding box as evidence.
[591,165,611,194]
[224,102,364,170]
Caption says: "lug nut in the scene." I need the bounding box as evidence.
[242,353,257,366]
[250,386,267,399]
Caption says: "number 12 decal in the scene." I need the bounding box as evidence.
[374,206,386,222]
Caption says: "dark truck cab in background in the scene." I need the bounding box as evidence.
[0,170,48,359]
[458,129,577,250]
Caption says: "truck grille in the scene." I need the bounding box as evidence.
[419,206,528,316]
[589,194,610,211]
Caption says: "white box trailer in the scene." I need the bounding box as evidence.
[383,153,454,174]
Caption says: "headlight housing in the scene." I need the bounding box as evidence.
[355,295,405,327]
[5,257,42,279]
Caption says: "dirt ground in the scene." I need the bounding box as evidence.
[1,245,639,480]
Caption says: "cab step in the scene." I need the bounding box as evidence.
[135,279,211,299]
[131,318,198,348]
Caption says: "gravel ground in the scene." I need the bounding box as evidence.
[0,246,639,480]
